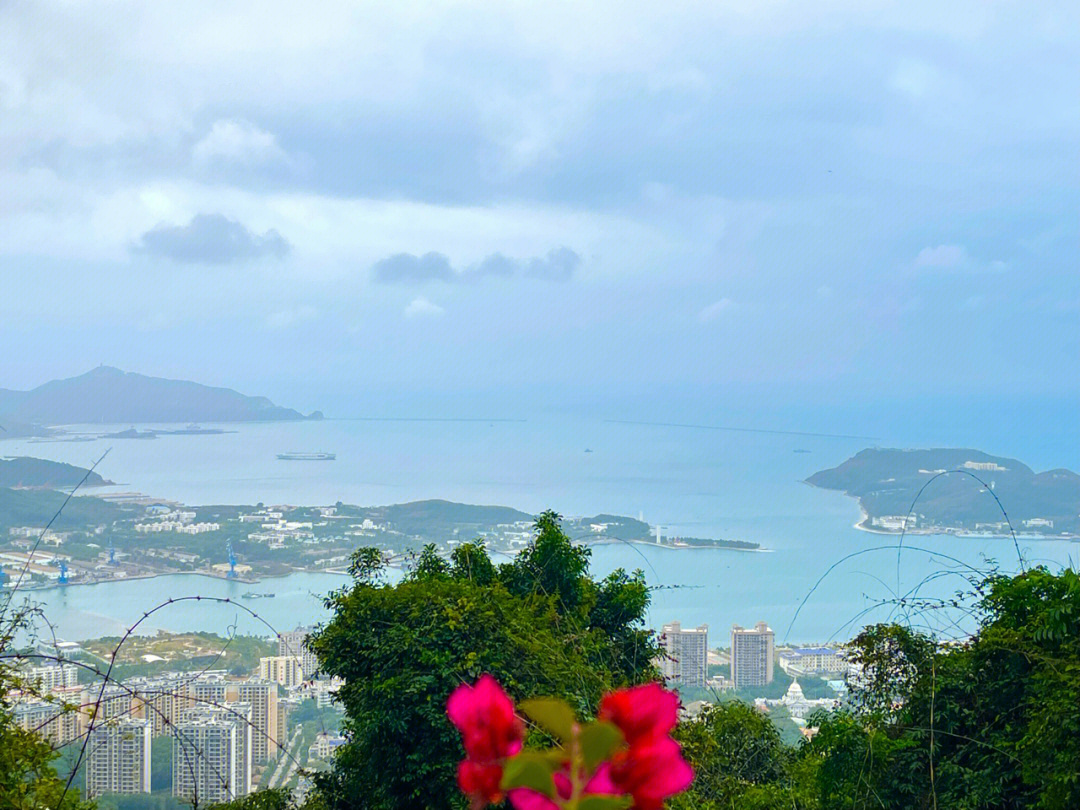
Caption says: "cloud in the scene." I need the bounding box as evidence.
[698,297,734,322]
[373,247,581,284]
[192,119,287,167]
[524,247,581,281]
[373,252,454,283]
[403,296,444,318]
[914,244,967,269]
[472,252,518,278]
[134,213,291,264]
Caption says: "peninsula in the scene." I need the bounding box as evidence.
[808,448,1080,537]
[0,460,759,589]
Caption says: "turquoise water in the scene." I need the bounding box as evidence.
[5,411,1078,644]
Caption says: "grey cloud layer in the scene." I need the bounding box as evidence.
[134,214,291,264]
[373,247,580,284]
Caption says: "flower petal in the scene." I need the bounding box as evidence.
[598,683,679,745]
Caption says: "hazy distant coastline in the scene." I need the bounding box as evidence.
[0,366,322,437]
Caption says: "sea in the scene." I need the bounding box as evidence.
[3,394,1078,646]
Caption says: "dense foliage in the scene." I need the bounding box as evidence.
[808,566,1080,809]
[308,511,659,810]
[0,606,93,810]
[670,566,1080,810]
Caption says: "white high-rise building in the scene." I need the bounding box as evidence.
[173,712,243,804]
[13,698,83,746]
[189,675,229,709]
[259,655,305,689]
[731,622,775,688]
[192,702,254,796]
[130,674,193,737]
[87,683,135,721]
[22,662,79,692]
[278,626,320,677]
[658,622,709,688]
[234,680,279,763]
[84,719,152,798]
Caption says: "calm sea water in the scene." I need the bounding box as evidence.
[5,405,1078,644]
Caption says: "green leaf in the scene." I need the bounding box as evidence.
[578,796,633,810]
[580,720,625,772]
[520,697,578,741]
[501,752,557,797]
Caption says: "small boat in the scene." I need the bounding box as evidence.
[277,452,336,461]
[241,592,276,599]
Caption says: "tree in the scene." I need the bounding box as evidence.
[808,567,1080,809]
[0,604,94,810]
[670,701,815,809]
[308,513,658,810]
[206,787,325,810]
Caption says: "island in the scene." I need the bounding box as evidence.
[0,365,322,435]
[0,459,760,589]
[808,448,1080,537]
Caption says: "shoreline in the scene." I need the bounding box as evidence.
[8,537,772,595]
[6,567,350,595]
[850,503,1077,542]
[585,538,768,553]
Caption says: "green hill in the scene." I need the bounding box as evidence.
[808,448,1080,535]
[0,457,112,489]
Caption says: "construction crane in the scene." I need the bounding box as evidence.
[107,540,117,565]
[226,540,238,579]
[58,561,69,585]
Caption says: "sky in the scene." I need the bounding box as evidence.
[2,1,1077,416]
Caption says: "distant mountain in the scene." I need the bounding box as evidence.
[0,367,322,426]
[808,448,1080,536]
[0,457,112,489]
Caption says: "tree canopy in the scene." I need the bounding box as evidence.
[308,511,658,810]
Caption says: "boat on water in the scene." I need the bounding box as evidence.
[277,452,336,461]
[241,592,275,599]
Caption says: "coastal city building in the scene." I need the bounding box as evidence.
[756,679,840,725]
[731,622,775,688]
[259,655,306,689]
[84,718,152,798]
[234,679,280,763]
[130,674,193,737]
[14,697,83,746]
[173,711,245,804]
[278,626,320,677]
[658,622,709,688]
[310,732,346,761]
[777,647,848,677]
[21,661,79,692]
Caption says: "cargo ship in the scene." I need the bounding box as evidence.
[277,452,336,461]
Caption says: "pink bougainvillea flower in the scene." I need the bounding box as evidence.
[606,736,694,810]
[508,787,560,810]
[449,675,525,807]
[458,760,505,805]
[448,674,525,761]
[508,765,620,810]
[598,682,679,746]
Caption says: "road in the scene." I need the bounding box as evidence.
[265,726,304,789]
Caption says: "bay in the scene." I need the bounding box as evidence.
[5,411,1078,644]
